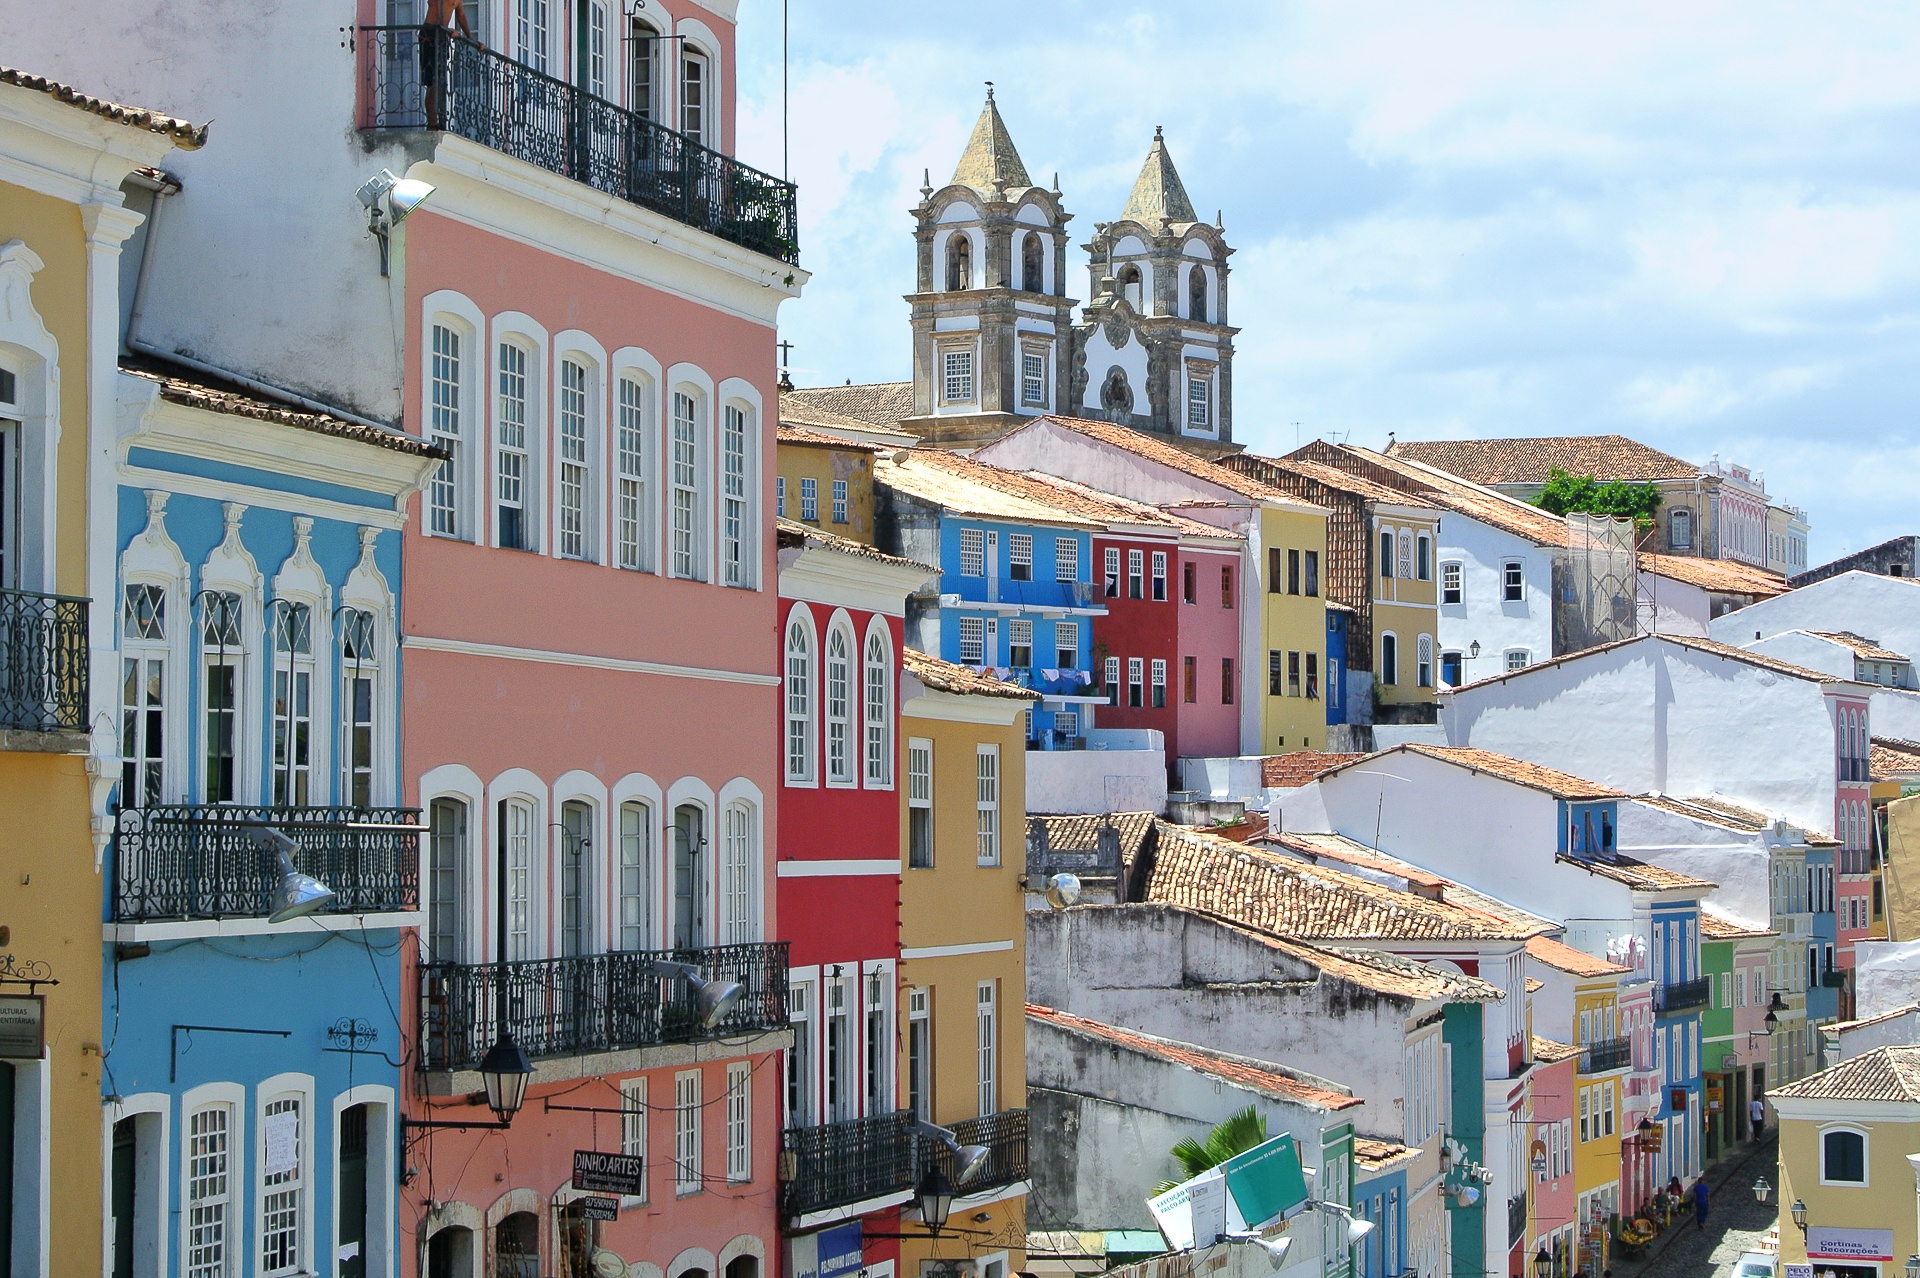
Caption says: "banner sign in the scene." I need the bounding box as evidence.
[1808,1228,1893,1262]
[1147,1134,1309,1249]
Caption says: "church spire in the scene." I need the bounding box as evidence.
[1118,125,1197,229]
[950,83,1032,195]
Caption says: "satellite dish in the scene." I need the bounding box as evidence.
[1045,873,1082,910]
[590,1250,629,1278]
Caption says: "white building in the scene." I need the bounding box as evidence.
[1712,570,1920,660]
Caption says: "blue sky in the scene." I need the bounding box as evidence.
[736,2,1920,564]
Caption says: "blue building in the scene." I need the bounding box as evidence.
[1805,845,1839,1026]
[1648,900,1707,1185]
[875,450,1107,746]
[101,362,439,1277]
[1353,1145,1411,1278]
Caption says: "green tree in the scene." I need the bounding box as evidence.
[1533,468,1663,528]
[1156,1106,1269,1194]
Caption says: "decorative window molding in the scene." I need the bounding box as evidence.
[824,613,856,787]
[863,618,894,789]
[784,606,817,785]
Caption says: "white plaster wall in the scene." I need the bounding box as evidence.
[1079,326,1151,414]
[1369,724,1448,749]
[1644,573,1712,637]
[1616,801,1771,929]
[1711,571,1920,657]
[1443,637,1842,834]
[1026,906,1422,1141]
[1526,963,1576,1041]
[7,0,416,419]
[974,420,1249,511]
[1179,756,1267,802]
[1829,1005,1920,1060]
[1027,748,1169,816]
[1435,517,1554,680]
[1867,688,1920,742]
[1852,940,1920,1018]
[1743,632,1854,679]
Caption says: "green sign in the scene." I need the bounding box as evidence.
[1219,1133,1310,1230]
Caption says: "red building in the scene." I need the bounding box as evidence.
[774,521,936,1276]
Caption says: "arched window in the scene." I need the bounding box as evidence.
[1417,634,1434,688]
[199,590,246,804]
[672,802,707,948]
[556,356,595,561]
[496,339,537,551]
[721,403,753,587]
[864,626,893,787]
[618,799,653,951]
[1119,264,1143,310]
[825,624,853,785]
[615,374,654,571]
[426,1224,473,1278]
[1670,506,1693,550]
[946,235,972,292]
[1188,265,1207,322]
[722,801,756,943]
[339,608,379,807]
[669,389,705,580]
[1397,530,1414,579]
[121,581,171,807]
[1021,232,1044,293]
[426,322,466,537]
[495,1212,540,1278]
[427,797,467,963]
[559,799,593,957]
[502,797,537,960]
[629,19,658,119]
[1380,633,1399,686]
[784,613,816,783]
[1822,1128,1865,1183]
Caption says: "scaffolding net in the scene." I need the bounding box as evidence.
[1567,512,1639,646]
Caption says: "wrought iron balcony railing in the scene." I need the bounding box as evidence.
[113,805,421,921]
[355,26,798,264]
[1580,1037,1633,1074]
[1655,977,1710,1015]
[944,1108,1029,1194]
[0,588,87,734]
[1836,848,1872,876]
[782,1110,918,1218]
[419,940,788,1071]
[1508,1194,1526,1247]
[1838,756,1871,783]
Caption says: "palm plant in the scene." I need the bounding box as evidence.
[1156,1106,1269,1194]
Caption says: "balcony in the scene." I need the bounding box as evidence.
[0,588,87,735]
[944,577,1104,614]
[1655,977,1710,1015]
[1580,1037,1633,1074]
[781,1110,918,1218]
[943,1109,1029,1194]
[1838,756,1871,783]
[112,805,420,921]
[1509,1194,1526,1247]
[419,940,788,1071]
[356,26,798,264]
[1836,848,1872,876]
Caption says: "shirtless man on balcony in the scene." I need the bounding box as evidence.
[420,0,471,130]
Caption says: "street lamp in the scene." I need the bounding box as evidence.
[1534,1245,1552,1278]
[1903,1255,1919,1278]
[916,1165,955,1234]
[1310,1201,1378,1247]
[355,169,436,276]
[1766,992,1788,1030]
[1753,1177,1772,1204]
[1790,1199,1808,1234]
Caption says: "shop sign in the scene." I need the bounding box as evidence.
[0,996,43,1058]
[575,1197,620,1222]
[1807,1228,1893,1262]
[572,1150,645,1196]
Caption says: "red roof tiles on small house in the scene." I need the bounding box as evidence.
[774,423,889,452]
[1261,751,1367,789]
[1699,913,1775,941]
[0,65,208,147]
[1531,1037,1584,1065]
[1526,936,1631,978]
[1812,631,1909,663]
[1638,553,1787,599]
[122,359,443,458]
[1771,1045,1920,1103]
[1871,738,1920,780]
[1555,854,1715,893]
[901,648,1039,701]
[1025,1004,1361,1111]
[1315,744,1624,802]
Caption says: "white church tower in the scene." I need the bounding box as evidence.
[901,88,1076,447]
[1073,128,1237,446]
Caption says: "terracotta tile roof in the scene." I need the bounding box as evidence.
[1531,1036,1583,1064]
[0,66,208,147]
[1313,944,1507,1002]
[901,647,1039,701]
[1526,976,1545,993]
[1228,453,1440,511]
[1638,553,1787,598]
[1555,853,1715,893]
[1028,812,1157,873]
[1447,631,1857,695]
[1700,912,1775,940]
[1527,935,1631,978]
[775,423,888,452]
[1826,1004,1920,1034]
[1872,738,1920,780]
[1633,794,1773,833]
[1032,415,1297,503]
[1385,744,1625,800]
[1812,631,1909,662]
[1026,1004,1360,1110]
[1261,832,1556,934]
[876,452,1106,530]
[1262,751,1367,789]
[1387,435,1701,486]
[775,518,935,573]
[122,357,442,458]
[1018,473,1245,541]
[1771,1045,1920,1103]
[1147,824,1543,941]
[1353,1137,1418,1168]
[784,382,915,427]
[1329,446,1572,546]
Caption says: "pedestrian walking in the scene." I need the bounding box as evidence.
[1751,1094,1766,1139]
[1693,1178,1710,1230]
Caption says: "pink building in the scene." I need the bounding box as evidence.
[1176,538,1245,760]
[1527,1045,1578,1277]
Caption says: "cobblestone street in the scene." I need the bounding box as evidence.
[1607,1135,1780,1278]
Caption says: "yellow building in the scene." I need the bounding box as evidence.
[1772,1045,1920,1277]
[1869,742,1920,939]
[1257,501,1333,753]
[776,421,885,544]
[897,649,1035,1278]
[1369,505,1441,711]
[1880,788,1920,942]
[0,67,200,1273]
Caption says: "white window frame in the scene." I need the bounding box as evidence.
[255,1077,314,1278]
[863,961,896,1117]
[960,528,985,578]
[674,1070,702,1195]
[1054,620,1079,669]
[554,350,598,562]
[976,981,998,1116]
[1820,1123,1870,1186]
[975,745,1000,866]
[800,476,818,522]
[1007,618,1033,669]
[181,1084,244,1278]
[721,797,758,945]
[863,620,894,788]
[1151,658,1167,708]
[941,346,975,404]
[1151,550,1167,601]
[825,619,856,786]
[785,608,818,785]
[1441,561,1462,605]
[1505,648,1531,672]
[620,1076,649,1205]
[907,738,934,869]
[1055,537,1078,583]
[831,477,848,524]
[426,320,470,539]
[493,332,542,552]
[669,386,708,581]
[120,576,178,808]
[503,796,538,961]
[615,370,656,572]
[617,798,653,952]
[958,616,985,664]
[1021,346,1048,407]
[1503,559,1524,602]
[1104,546,1120,597]
[726,1061,752,1183]
[907,986,932,1121]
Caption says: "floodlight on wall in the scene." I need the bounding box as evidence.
[648,958,745,1030]
[1045,873,1082,910]
[917,1120,991,1186]
[250,827,337,923]
[1309,1201,1378,1247]
[1224,1233,1292,1268]
[356,168,437,277]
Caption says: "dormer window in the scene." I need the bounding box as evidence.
[1189,266,1207,322]
[946,235,972,292]
[1022,233,1044,293]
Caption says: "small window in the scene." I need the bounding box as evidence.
[975,746,1000,865]
[1670,507,1694,550]
[1021,349,1047,406]
[799,476,818,522]
[1188,265,1208,322]
[1287,548,1301,595]
[831,479,848,524]
[1503,561,1524,602]
[1417,535,1431,581]
[1104,547,1121,598]
[1505,649,1530,672]
[958,616,985,664]
[1151,658,1167,708]
[1306,652,1319,700]
[1381,633,1399,686]
[1304,550,1319,597]
[960,529,985,577]
[1823,1128,1866,1183]
[775,476,785,518]
[942,348,974,403]
[1287,651,1301,697]
[1379,531,1395,579]
[947,235,973,292]
[1441,651,1462,688]
[1183,656,1197,703]
[1104,656,1120,705]
[1442,562,1462,604]
[1417,635,1434,688]
[1127,549,1144,599]
[1268,548,1284,595]
[1054,537,1077,583]
[1221,658,1235,705]
[1268,650,1285,698]
[1186,376,1211,429]
[908,739,934,868]
[1127,657,1144,708]
[680,51,707,143]
[1054,621,1078,669]
[1221,566,1234,607]
[1008,619,1033,669]
[1009,534,1033,582]
[1183,561,1196,604]
[1151,551,1167,601]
